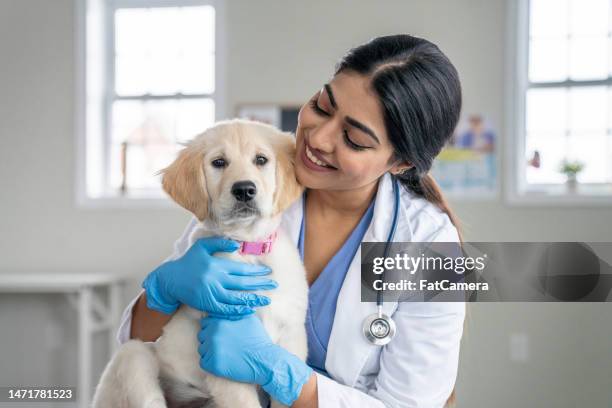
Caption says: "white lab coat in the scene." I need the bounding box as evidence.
[116,171,465,408]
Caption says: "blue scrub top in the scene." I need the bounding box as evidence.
[297,189,376,376]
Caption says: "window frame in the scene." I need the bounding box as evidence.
[506,0,612,206]
[75,0,226,208]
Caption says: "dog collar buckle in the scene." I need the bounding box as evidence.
[238,230,278,255]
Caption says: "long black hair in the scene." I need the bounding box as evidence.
[335,34,464,243]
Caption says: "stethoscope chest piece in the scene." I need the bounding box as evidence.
[362,312,396,346]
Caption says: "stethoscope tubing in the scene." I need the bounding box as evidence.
[378,176,401,307]
[363,175,401,346]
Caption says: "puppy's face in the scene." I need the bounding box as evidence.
[201,123,281,224]
[160,120,304,226]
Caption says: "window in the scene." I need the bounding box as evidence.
[509,0,612,203]
[76,0,225,206]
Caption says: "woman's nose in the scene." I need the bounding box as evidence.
[308,121,339,152]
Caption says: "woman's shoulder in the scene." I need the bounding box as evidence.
[398,187,459,243]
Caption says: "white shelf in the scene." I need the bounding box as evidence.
[0,272,124,292]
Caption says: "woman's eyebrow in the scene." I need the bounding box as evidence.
[345,117,380,144]
[324,83,380,145]
[323,84,337,108]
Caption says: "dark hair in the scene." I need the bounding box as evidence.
[335,34,464,243]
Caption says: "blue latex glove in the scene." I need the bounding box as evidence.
[142,236,277,317]
[198,315,313,406]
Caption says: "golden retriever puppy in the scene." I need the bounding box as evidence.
[92,119,308,408]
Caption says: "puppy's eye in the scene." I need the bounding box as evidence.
[255,155,268,166]
[211,158,227,168]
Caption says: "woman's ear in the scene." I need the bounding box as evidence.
[390,161,414,176]
[159,143,209,221]
[272,133,305,215]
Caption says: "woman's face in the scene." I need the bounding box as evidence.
[295,70,408,191]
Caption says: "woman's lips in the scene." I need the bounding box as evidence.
[300,140,337,172]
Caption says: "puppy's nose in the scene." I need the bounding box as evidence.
[231,180,257,202]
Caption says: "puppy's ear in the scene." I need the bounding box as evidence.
[159,143,209,221]
[272,133,305,215]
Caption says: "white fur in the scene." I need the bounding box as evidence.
[92,120,309,408]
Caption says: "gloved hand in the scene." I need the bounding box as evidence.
[198,314,313,406]
[142,236,277,317]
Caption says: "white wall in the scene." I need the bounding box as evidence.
[0,0,610,406]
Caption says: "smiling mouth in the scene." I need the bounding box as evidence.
[304,142,337,169]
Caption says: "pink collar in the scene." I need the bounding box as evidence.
[237,230,278,255]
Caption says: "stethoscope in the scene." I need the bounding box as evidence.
[362,175,400,346]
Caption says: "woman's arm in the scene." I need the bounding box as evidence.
[291,373,318,408]
[116,289,168,344]
[130,291,174,342]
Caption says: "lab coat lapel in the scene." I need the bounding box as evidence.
[325,172,412,386]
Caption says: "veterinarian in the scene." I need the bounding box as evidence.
[117,34,465,407]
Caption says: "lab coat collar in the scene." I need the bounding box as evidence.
[281,172,410,244]
[281,172,413,386]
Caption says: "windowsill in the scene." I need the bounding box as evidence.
[506,183,612,206]
[445,191,500,202]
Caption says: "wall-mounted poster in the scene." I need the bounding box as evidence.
[430,114,497,198]
[236,104,301,133]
